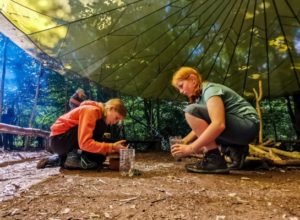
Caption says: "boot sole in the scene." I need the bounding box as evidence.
[185,164,230,174]
[36,156,60,169]
[63,160,98,170]
[36,158,48,169]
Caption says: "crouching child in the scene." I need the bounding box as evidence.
[37,98,127,170]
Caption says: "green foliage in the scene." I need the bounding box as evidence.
[261,98,297,140]
[1,33,298,151]
[121,96,189,141]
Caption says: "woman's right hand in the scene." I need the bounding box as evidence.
[171,143,194,158]
[111,140,127,153]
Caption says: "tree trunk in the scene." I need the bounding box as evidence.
[64,78,69,113]
[156,99,160,132]
[143,99,155,137]
[285,95,298,139]
[83,77,92,99]
[28,64,42,128]
[268,99,278,141]
[89,79,93,100]
[292,91,300,139]
[25,63,42,149]
[0,36,8,117]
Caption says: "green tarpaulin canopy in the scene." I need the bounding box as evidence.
[1,0,300,100]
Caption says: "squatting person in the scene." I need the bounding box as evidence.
[170,67,259,174]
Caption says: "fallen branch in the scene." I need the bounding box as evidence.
[262,139,281,147]
[249,144,300,166]
[0,123,50,138]
[255,144,300,159]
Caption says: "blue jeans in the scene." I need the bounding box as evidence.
[184,104,259,146]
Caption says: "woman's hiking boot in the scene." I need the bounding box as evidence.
[221,144,249,170]
[36,154,61,169]
[185,148,229,174]
[63,151,98,170]
[227,145,249,170]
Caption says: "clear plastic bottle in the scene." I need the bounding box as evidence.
[119,148,135,176]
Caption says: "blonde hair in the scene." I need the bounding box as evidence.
[172,67,202,103]
[76,88,85,93]
[105,98,127,117]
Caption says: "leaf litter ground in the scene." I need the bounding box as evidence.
[0,150,299,219]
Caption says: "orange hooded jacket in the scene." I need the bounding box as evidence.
[50,101,113,154]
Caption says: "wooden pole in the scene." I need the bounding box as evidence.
[253,80,263,143]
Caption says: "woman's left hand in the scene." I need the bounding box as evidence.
[171,144,194,158]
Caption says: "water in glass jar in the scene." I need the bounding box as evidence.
[119,148,135,176]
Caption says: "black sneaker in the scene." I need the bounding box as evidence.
[185,148,229,174]
[36,154,60,169]
[227,145,249,170]
[63,151,98,170]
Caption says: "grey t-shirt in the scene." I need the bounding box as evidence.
[198,82,259,122]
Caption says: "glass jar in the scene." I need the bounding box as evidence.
[119,148,135,176]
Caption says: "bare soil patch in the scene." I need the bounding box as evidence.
[0,151,299,220]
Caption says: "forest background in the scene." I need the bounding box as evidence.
[0,33,298,151]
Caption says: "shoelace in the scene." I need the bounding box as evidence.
[80,157,97,169]
[80,157,90,169]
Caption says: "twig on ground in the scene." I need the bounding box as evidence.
[119,196,140,203]
[151,197,167,204]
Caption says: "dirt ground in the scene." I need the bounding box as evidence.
[0,150,299,220]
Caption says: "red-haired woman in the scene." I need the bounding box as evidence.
[171,67,259,174]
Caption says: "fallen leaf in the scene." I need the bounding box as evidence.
[104,212,111,218]
[236,197,248,203]
[8,208,20,216]
[228,193,237,197]
[66,178,73,183]
[97,178,107,184]
[241,177,251,180]
[89,213,101,218]
[60,208,70,214]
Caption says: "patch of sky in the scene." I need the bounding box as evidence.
[294,28,300,55]
[189,44,204,60]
